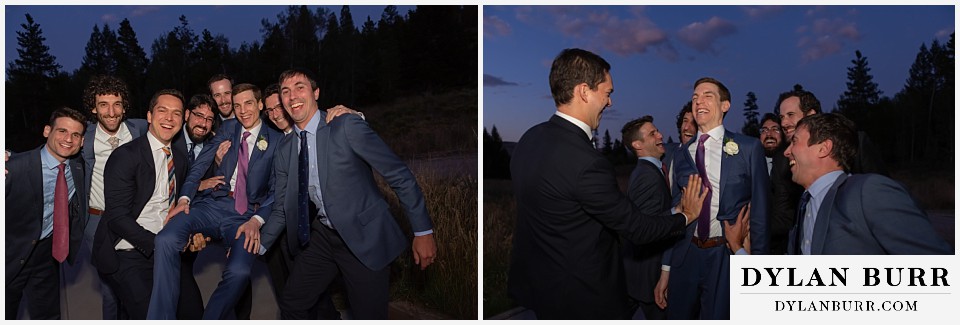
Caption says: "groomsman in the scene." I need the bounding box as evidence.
[6,108,89,320]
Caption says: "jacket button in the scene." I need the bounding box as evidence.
[20,259,26,265]
[31,240,37,245]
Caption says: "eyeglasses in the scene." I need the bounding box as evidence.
[264,103,284,113]
[760,126,782,134]
[190,111,214,124]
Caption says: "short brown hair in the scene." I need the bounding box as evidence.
[232,83,262,102]
[148,89,185,113]
[777,89,822,115]
[48,107,88,133]
[621,115,654,155]
[796,113,858,172]
[278,68,319,91]
[694,77,730,103]
[549,48,611,107]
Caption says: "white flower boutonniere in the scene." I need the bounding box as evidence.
[256,135,268,151]
[723,138,739,156]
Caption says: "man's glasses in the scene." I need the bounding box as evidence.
[760,126,781,134]
[190,111,214,124]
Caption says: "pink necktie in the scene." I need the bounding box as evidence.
[52,163,69,263]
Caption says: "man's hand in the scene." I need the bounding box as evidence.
[184,233,211,252]
[654,270,669,309]
[724,204,751,254]
[235,217,262,254]
[325,105,360,123]
[411,234,437,270]
[198,176,226,192]
[165,198,190,225]
[215,141,231,166]
[679,174,708,224]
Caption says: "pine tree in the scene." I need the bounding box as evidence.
[741,91,760,138]
[836,50,882,127]
[602,129,613,155]
[7,14,63,150]
[115,18,150,111]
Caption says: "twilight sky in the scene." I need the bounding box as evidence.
[483,5,955,143]
[5,4,414,73]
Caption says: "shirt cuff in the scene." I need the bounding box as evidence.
[252,215,264,227]
[661,265,671,272]
[178,196,191,204]
[735,247,748,255]
[258,244,267,255]
[414,229,433,237]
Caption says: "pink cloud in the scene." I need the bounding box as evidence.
[797,17,861,63]
[742,6,784,19]
[545,6,677,60]
[484,15,511,38]
[676,17,738,54]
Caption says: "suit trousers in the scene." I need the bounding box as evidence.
[280,219,390,320]
[103,250,154,319]
[77,212,120,319]
[6,237,60,320]
[265,230,341,319]
[149,200,257,319]
[666,243,730,320]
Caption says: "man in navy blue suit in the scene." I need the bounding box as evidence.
[620,116,674,320]
[6,107,89,320]
[659,77,769,320]
[148,83,283,319]
[259,68,437,320]
[784,113,950,255]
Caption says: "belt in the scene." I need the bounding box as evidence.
[691,236,726,249]
[228,191,234,198]
[89,207,103,216]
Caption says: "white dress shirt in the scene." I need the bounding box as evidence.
[116,132,171,250]
[90,122,133,210]
[687,125,725,238]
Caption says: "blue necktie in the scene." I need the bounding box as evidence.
[694,134,712,239]
[794,191,812,255]
[297,130,310,246]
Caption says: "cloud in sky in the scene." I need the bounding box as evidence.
[797,17,861,63]
[130,6,161,17]
[100,14,118,23]
[546,6,677,60]
[484,74,520,87]
[484,15,511,38]
[741,6,784,19]
[676,17,738,54]
[935,28,953,39]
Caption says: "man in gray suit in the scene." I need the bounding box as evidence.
[259,68,437,319]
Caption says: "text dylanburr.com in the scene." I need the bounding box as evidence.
[730,255,958,321]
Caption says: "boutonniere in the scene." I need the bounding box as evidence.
[723,137,739,156]
[256,135,268,151]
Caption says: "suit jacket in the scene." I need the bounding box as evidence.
[172,128,219,190]
[6,146,88,283]
[507,115,686,319]
[622,159,675,303]
[91,135,188,274]
[788,173,951,255]
[667,130,770,262]
[260,113,432,271]
[180,119,281,219]
[769,146,802,255]
[82,119,149,201]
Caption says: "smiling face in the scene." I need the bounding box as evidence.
[43,116,85,162]
[679,111,696,144]
[232,89,262,130]
[636,121,665,158]
[147,94,184,145]
[210,79,234,118]
[185,103,215,143]
[264,93,291,132]
[761,119,782,155]
[92,94,125,134]
[280,73,321,130]
[778,96,809,139]
[784,125,825,189]
[691,81,730,132]
[583,72,614,130]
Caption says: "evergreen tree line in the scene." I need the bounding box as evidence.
[6,5,478,152]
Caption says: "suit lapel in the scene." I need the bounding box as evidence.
[222,123,240,184]
[718,131,735,203]
[248,124,267,174]
[313,111,330,193]
[139,136,157,190]
[811,173,847,254]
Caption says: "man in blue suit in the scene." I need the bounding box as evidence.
[660,77,770,320]
[258,68,437,319]
[148,83,283,319]
[6,108,89,320]
[785,113,950,255]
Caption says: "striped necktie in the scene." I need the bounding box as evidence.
[162,147,175,206]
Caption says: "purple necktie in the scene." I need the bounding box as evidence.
[235,131,251,214]
[52,163,68,263]
[695,134,712,239]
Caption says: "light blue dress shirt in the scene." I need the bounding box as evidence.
[40,147,76,239]
[800,170,844,255]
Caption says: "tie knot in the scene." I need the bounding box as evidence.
[57,162,66,172]
[800,191,811,204]
[242,131,252,141]
[300,130,308,139]
[108,136,119,149]
[162,146,171,158]
[698,134,710,144]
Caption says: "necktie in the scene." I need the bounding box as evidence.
[235,132,251,214]
[187,142,196,165]
[108,136,119,150]
[695,134,713,239]
[661,162,670,185]
[297,130,310,246]
[794,191,812,255]
[52,163,69,263]
[162,147,175,206]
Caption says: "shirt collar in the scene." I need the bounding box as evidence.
[695,125,726,143]
[554,111,593,141]
[807,170,844,201]
[241,120,263,139]
[638,156,662,170]
[96,120,128,140]
[294,110,321,136]
[146,130,167,152]
[181,127,195,146]
[40,144,63,169]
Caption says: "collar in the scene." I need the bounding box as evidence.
[241,120,263,139]
[807,170,844,200]
[96,120,129,140]
[146,130,167,152]
[40,144,64,169]
[294,110,321,136]
[638,156,662,170]
[181,127,195,147]
[695,125,726,144]
[554,111,593,141]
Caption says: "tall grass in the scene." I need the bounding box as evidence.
[379,162,478,319]
[482,179,516,318]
